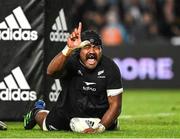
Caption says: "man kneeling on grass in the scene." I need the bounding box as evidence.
[24,23,123,133]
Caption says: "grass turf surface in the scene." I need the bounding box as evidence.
[1,89,180,138]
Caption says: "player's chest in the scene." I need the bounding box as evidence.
[72,69,107,95]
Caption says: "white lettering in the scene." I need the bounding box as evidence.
[113,57,174,80]
[114,58,138,80]
[0,89,37,101]
[49,91,60,102]
[83,86,96,92]
[139,58,156,80]
[0,29,38,41]
[157,58,174,79]
[50,31,70,42]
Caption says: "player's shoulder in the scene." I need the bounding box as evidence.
[101,55,118,69]
[100,55,120,75]
[68,52,79,64]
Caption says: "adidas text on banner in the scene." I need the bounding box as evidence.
[49,9,70,42]
[0,6,38,41]
[49,79,62,102]
[0,67,37,101]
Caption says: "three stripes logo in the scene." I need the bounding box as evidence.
[0,67,37,101]
[49,9,70,42]
[0,6,38,41]
[85,120,95,128]
[49,79,62,102]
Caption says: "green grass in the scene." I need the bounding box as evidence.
[1,89,180,138]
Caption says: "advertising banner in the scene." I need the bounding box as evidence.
[44,0,74,109]
[103,42,180,88]
[0,0,44,120]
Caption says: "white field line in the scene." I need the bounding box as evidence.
[120,112,175,119]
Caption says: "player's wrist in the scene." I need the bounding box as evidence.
[62,45,73,56]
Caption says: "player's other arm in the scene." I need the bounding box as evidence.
[83,93,122,134]
[99,61,123,130]
[47,22,82,76]
[101,93,122,128]
[84,60,123,133]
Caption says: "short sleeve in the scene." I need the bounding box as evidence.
[106,61,123,96]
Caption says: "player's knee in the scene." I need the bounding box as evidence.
[35,110,49,129]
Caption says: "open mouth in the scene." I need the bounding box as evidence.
[86,53,97,65]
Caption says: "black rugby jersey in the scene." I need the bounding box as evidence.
[55,53,123,119]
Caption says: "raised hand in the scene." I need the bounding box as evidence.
[62,22,90,56]
[67,22,82,49]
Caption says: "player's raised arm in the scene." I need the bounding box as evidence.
[47,22,90,76]
[67,22,82,50]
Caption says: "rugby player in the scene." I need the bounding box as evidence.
[24,22,123,133]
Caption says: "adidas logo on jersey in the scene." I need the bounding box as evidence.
[49,9,70,42]
[0,67,37,101]
[49,79,62,102]
[0,6,38,41]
